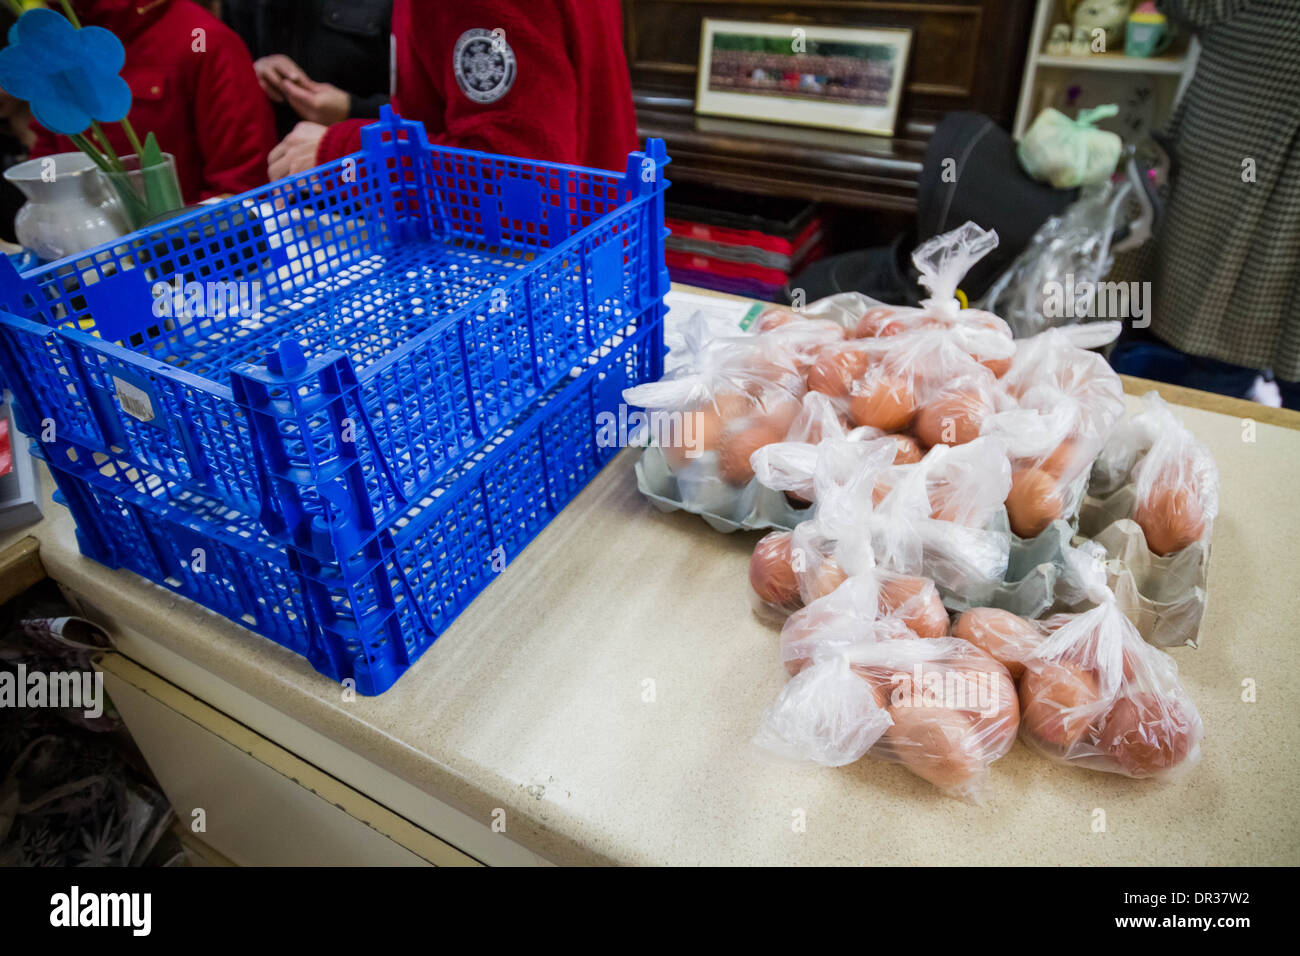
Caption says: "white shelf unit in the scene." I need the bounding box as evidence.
[1014,0,1200,139]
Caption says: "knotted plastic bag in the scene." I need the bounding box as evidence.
[1130,396,1219,556]
[1018,105,1123,189]
[1018,545,1204,779]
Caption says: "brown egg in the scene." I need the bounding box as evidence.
[1098,693,1195,777]
[1005,467,1065,538]
[806,350,869,398]
[749,532,798,606]
[846,664,903,708]
[802,557,847,603]
[981,356,1012,378]
[878,575,949,638]
[913,390,987,448]
[663,408,722,472]
[1040,439,1078,480]
[1020,661,1101,749]
[850,307,900,339]
[883,705,981,790]
[711,391,757,423]
[1134,482,1206,556]
[755,307,797,333]
[952,608,1041,679]
[718,421,785,485]
[960,662,1022,758]
[891,434,924,464]
[848,375,916,431]
[762,396,802,436]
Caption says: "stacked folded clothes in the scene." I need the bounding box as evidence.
[666,187,828,300]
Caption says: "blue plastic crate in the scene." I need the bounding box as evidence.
[41,316,661,694]
[0,107,669,563]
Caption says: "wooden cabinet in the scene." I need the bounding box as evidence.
[626,0,1036,211]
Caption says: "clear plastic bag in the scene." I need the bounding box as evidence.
[1018,546,1204,779]
[757,617,1021,802]
[622,319,806,495]
[1089,390,1166,497]
[1130,396,1220,556]
[796,224,1015,367]
[1017,105,1123,190]
[747,437,900,614]
[837,329,1002,440]
[749,435,1012,615]
[984,326,1126,537]
[980,180,1134,338]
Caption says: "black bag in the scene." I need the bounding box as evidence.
[787,112,1078,305]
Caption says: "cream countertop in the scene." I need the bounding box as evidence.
[3,388,1299,865]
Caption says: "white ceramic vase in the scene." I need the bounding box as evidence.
[4,152,130,262]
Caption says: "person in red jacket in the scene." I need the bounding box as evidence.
[29,0,276,203]
[267,0,638,177]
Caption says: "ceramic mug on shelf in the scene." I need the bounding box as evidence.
[1126,3,1173,57]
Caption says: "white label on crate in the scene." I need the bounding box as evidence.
[113,376,156,423]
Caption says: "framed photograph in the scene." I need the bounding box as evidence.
[694,19,913,137]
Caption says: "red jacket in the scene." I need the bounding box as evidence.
[30,0,276,202]
[317,0,638,172]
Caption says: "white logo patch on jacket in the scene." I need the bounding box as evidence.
[453,28,517,104]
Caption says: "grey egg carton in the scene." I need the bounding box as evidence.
[1075,484,1210,648]
[637,443,1209,647]
[634,444,806,533]
[636,444,1015,604]
[985,481,1210,648]
[984,518,1078,620]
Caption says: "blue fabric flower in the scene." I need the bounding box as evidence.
[0,8,132,137]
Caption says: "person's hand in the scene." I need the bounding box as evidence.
[253,54,306,103]
[268,122,327,180]
[281,76,351,125]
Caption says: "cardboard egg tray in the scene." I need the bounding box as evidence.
[635,444,808,532]
[637,443,1017,609]
[637,444,1209,647]
[986,482,1210,648]
[1076,485,1210,648]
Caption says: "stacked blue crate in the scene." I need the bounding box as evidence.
[0,108,670,692]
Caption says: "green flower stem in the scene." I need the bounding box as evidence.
[90,121,125,172]
[121,118,146,160]
[58,0,82,29]
[3,1,25,18]
[70,133,112,172]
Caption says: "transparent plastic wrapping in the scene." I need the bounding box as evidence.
[1017,105,1123,190]
[779,571,948,676]
[952,607,1049,679]
[980,179,1133,339]
[756,623,1021,802]
[861,638,1020,802]
[1090,390,1165,497]
[1018,546,1204,779]
[984,325,1126,538]
[1130,397,1220,557]
[880,439,1013,606]
[623,319,803,502]
[838,330,1002,440]
[747,438,900,614]
[747,431,1015,616]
